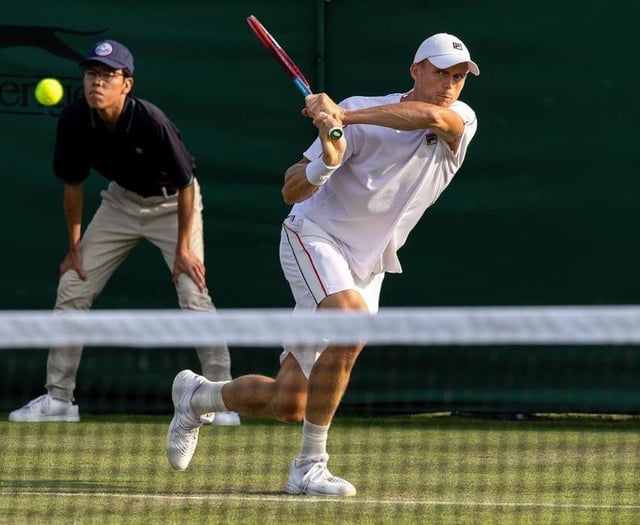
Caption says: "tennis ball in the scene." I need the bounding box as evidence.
[35,78,64,106]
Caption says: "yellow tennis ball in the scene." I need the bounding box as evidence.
[35,78,64,106]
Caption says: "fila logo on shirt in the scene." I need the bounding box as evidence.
[425,134,437,145]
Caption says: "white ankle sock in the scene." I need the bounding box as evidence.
[190,380,229,415]
[298,418,329,459]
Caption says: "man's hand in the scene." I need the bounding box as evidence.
[59,247,87,280]
[302,94,346,165]
[302,93,344,122]
[173,250,207,293]
[314,111,346,167]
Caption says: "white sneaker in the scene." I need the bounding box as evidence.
[199,412,215,424]
[8,394,80,422]
[166,369,206,471]
[286,456,356,496]
[211,411,241,426]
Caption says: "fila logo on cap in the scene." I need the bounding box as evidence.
[453,42,463,50]
[95,42,113,56]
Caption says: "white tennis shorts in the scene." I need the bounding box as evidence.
[279,214,384,377]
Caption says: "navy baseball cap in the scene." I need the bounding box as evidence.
[81,40,135,75]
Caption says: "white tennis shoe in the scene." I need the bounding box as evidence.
[166,369,206,470]
[286,456,356,496]
[211,411,241,426]
[8,394,79,422]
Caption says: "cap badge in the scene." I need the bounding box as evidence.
[452,42,463,50]
[95,42,113,56]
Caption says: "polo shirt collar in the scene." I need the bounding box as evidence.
[89,96,136,133]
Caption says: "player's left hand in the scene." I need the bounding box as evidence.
[302,93,344,123]
[173,250,207,293]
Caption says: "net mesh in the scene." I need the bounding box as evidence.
[2,306,639,523]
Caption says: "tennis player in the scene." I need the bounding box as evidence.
[166,33,479,494]
[9,39,239,426]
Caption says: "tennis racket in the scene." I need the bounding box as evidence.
[247,14,343,140]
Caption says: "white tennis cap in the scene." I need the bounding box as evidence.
[413,33,480,76]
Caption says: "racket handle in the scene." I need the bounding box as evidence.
[294,78,344,140]
[294,78,311,96]
[328,127,343,140]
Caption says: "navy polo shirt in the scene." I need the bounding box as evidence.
[54,96,195,197]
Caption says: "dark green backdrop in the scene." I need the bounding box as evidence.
[1,0,638,414]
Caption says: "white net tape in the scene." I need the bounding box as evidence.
[1,306,640,348]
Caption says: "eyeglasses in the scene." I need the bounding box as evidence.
[83,69,125,84]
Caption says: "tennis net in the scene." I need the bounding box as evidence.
[2,305,640,347]
[1,306,639,524]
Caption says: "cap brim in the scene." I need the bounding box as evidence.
[428,56,480,76]
[80,57,127,71]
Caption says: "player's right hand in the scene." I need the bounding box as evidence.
[314,111,346,166]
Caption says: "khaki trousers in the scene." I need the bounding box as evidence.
[46,180,230,402]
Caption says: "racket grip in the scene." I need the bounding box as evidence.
[328,127,343,140]
[295,80,343,140]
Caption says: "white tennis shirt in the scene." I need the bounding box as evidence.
[291,93,477,281]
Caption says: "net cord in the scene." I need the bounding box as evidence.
[1,306,640,348]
